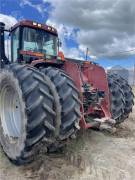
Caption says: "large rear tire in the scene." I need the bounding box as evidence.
[41,67,81,142]
[0,64,58,165]
[108,73,134,121]
[107,73,125,123]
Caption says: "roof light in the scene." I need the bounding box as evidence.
[48,26,51,30]
[51,28,55,32]
[38,23,42,27]
[33,22,37,26]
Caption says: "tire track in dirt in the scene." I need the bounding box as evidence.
[0,106,134,180]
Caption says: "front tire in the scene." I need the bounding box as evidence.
[0,64,57,165]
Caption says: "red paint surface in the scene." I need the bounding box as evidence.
[63,61,111,129]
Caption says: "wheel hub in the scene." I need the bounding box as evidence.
[0,83,22,140]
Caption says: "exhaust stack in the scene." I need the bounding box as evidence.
[0,22,9,68]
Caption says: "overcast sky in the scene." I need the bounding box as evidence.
[0,0,135,68]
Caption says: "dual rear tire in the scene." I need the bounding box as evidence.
[107,73,134,124]
[41,67,81,141]
[0,64,81,165]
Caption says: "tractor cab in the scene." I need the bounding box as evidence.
[10,20,64,64]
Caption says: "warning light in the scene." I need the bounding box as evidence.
[33,22,37,26]
[48,26,51,31]
[38,24,42,27]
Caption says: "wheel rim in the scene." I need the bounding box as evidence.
[0,83,22,140]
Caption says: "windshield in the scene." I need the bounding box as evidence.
[22,27,58,57]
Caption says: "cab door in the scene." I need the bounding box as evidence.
[11,27,20,62]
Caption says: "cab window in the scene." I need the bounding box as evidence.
[12,28,19,62]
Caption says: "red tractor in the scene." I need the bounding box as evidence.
[0,20,134,165]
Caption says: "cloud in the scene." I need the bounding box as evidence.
[106,66,112,70]
[0,13,17,29]
[44,0,135,59]
[62,47,84,60]
[20,0,45,17]
[0,14,18,60]
[46,19,85,59]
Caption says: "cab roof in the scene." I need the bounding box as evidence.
[10,20,58,36]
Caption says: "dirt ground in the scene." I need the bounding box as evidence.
[0,106,135,180]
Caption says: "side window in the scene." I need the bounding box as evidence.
[12,28,19,62]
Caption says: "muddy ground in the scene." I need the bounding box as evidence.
[0,106,135,180]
